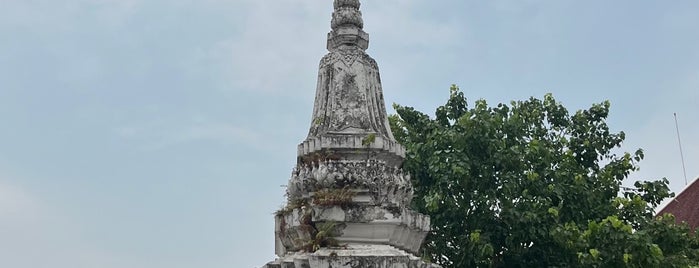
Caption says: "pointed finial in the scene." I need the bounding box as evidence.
[334,0,360,9]
[327,0,369,51]
[331,0,363,30]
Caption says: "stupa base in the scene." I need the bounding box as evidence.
[262,244,440,268]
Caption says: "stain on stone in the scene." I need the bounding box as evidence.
[263,0,439,267]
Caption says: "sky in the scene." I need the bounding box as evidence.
[0,1,697,267]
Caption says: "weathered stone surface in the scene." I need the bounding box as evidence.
[275,205,429,256]
[305,47,391,142]
[287,160,413,207]
[264,245,440,268]
[328,0,368,50]
[297,135,405,167]
[263,1,439,267]
[311,0,391,143]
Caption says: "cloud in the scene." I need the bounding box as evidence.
[221,0,465,94]
[627,68,699,196]
[367,1,465,50]
[227,1,330,94]
[0,176,144,268]
[0,0,141,30]
[0,180,39,221]
[153,123,263,148]
[116,122,272,152]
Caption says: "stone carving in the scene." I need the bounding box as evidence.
[344,258,379,267]
[308,0,393,140]
[286,159,413,207]
[327,0,369,51]
[308,46,391,139]
[318,47,378,70]
[263,1,439,267]
[331,0,364,30]
[334,0,361,9]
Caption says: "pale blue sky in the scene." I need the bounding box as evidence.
[0,1,697,267]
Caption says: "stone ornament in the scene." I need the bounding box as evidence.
[327,0,369,50]
[334,0,361,9]
[287,159,414,207]
[263,1,439,267]
[308,47,391,141]
[331,6,364,30]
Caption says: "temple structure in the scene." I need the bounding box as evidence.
[262,1,439,267]
[656,177,699,231]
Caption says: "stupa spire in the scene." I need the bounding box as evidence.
[262,2,439,267]
[327,0,369,50]
[303,0,399,166]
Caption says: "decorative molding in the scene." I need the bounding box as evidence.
[287,159,414,207]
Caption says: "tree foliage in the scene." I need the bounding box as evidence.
[390,85,699,267]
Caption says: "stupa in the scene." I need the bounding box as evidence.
[262,1,439,267]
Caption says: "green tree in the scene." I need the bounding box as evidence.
[390,85,699,268]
